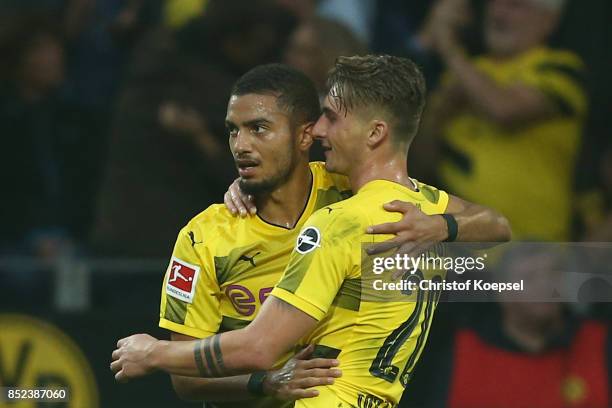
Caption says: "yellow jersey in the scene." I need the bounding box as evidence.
[271,179,449,408]
[439,47,586,241]
[159,162,351,408]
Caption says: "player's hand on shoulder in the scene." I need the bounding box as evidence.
[224,178,257,217]
[366,200,447,258]
[111,333,159,382]
[263,345,342,400]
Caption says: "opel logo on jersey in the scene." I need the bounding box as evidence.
[296,227,321,254]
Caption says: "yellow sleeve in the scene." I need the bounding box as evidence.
[159,225,221,338]
[271,209,361,320]
[518,50,587,117]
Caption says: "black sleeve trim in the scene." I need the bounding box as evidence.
[536,62,586,89]
[540,88,576,117]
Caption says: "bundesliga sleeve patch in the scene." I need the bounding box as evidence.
[296,227,321,254]
[166,257,201,303]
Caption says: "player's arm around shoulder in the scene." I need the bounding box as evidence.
[365,184,511,256]
[444,194,511,244]
[168,332,253,402]
[167,332,342,402]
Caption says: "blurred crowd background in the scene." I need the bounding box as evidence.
[0,0,610,407]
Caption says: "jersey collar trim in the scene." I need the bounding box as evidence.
[254,167,315,231]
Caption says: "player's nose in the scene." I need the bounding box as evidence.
[312,115,327,141]
[232,129,253,154]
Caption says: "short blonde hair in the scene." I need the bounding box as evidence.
[327,55,426,143]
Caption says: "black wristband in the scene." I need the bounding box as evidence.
[247,371,267,396]
[441,214,458,242]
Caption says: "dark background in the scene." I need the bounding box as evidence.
[0,0,610,407]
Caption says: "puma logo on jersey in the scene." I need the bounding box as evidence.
[238,251,261,267]
[188,231,203,247]
[325,207,342,214]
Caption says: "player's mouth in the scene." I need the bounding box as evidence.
[321,145,332,158]
[235,158,260,177]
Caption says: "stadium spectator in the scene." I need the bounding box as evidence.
[284,16,367,96]
[275,0,317,21]
[62,0,162,111]
[173,0,296,76]
[89,43,235,256]
[369,0,477,88]
[316,0,375,44]
[283,16,365,161]
[0,1,161,110]
[415,0,587,241]
[401,246,611,408]
[275,0,375,41]
[90,0,297,257]
[0,15,98,255]
[162,0,206,28]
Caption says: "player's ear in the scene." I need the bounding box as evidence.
[366,120,389,148]
[297,122,314,152]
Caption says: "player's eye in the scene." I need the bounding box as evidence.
[323,109,337,124]
[252,125,267,134]
[228,127,238,137]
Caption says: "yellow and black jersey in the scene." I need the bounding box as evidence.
[271,179,449,408]
[159,162,350,408]
[439,46,587,241]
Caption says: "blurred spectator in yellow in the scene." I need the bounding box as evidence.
[163,0,207,29]
[401,246,611,408]
[416,0,587,241]
[284,16,367,95]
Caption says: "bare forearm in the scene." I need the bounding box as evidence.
[112,299,315,383]
[152,330,273,378]
[452,205,511,244]
[171,375,254,402]
[168,333,256,401]
[444,51,518,123]
[149,339,202,377]
[193,130,223,158]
